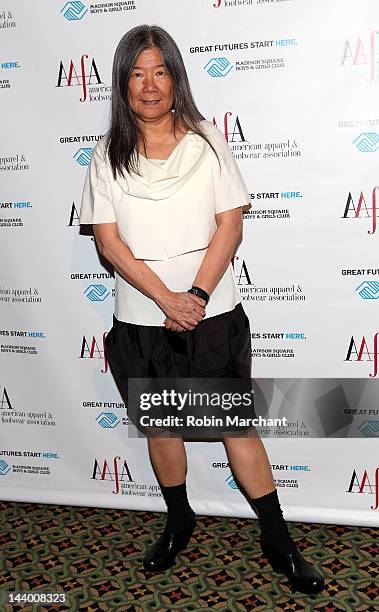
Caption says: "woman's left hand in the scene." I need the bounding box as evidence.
[164,317,188,333]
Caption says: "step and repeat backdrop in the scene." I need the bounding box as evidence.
[1,0,378,526]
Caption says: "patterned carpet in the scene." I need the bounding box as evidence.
[0,500,378,611]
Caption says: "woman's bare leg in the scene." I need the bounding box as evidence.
[147,435,187,485]
[147,432,275,495]
[223,434,275,498]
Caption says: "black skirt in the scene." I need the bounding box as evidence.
[104,302,258,438]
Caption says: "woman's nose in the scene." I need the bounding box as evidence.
[143,74,156,90]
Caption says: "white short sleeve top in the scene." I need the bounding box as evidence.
[79,119,251,326]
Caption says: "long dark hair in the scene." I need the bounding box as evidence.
[105,24,220,179]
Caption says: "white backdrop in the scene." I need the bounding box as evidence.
[1,0,378,527]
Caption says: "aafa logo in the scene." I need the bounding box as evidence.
[212,112,246,143]
[56,54,102,101]
[92,456,134,494]
[346,467,379,510]
[79,333,109,373]
[341,32,379,81]
[67,203,80,226]
[0,386,12,410]
[342,187,378,235]
[345,334,379,378]
[232,255,252,285]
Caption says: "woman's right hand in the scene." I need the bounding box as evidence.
[156,290,206,331]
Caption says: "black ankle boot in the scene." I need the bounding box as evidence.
[143,516,196,572]
[260,535,325,594]
[249,489,325,594]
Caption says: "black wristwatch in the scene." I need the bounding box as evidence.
[187,285,210,305]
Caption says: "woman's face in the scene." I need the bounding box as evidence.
[128,46,174,122]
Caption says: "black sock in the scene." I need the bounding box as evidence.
[249,489,297,554]
[159,481,196,534]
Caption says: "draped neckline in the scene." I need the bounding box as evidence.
[138,130,192,164]
[114,122,211,201]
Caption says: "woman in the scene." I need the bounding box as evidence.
[79,24,324,594]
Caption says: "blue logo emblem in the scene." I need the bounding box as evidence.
[96,412,121,428]
[74,147,93,166]
[0,460,11,476]
[225,473,239,489]
[358,420,379,437]
[84,284,110,302]
[356,280,379,300]
[353,132,379,152]
[61,1,88,20]
[204,57,233,77]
